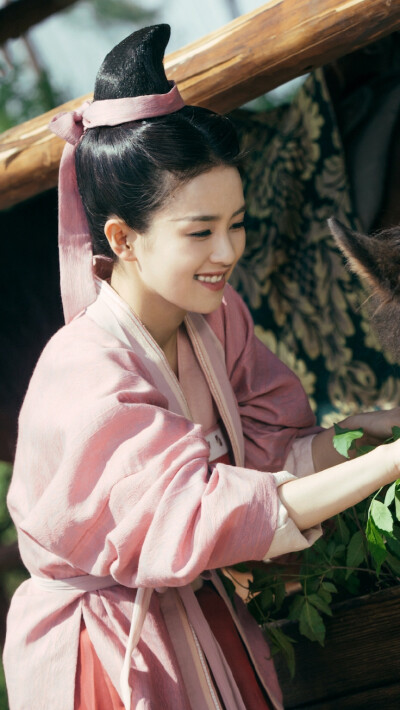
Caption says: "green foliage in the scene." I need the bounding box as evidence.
[365,517,387,573]
[0,659,8,710]
[0,462,14,544]
[0,57,63,132]
[0,462,15,710]
[346,530,364,572]
[370,500,393,534]
[264,624,297,678]
[332,423,364,458]
[332,423,400,572]
[240,424,400,676]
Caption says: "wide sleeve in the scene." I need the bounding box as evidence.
[266,437,322,558]
[205,284,322,473]
[8,318,281,589]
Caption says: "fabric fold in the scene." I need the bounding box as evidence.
[265,468,322,560]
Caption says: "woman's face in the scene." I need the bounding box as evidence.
[124,165,246,325]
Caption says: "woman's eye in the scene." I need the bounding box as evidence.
[231,221,245,230]
[188,229,212,238]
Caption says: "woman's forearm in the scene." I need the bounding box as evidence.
[311,425,349,471]
[279,441,400,531]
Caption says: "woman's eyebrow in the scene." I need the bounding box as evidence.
[171,205,246,222]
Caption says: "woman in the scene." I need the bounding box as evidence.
[4,24,400,710]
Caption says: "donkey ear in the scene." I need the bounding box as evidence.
[328,218,400,360]
[327,217,398,298]
[328,217,386,290]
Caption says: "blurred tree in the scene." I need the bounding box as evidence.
[91,0,156,25]
[0,51,63,131]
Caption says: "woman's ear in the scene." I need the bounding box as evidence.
[104,217,137,261]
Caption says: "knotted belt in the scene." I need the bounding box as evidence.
[31,574,152,710]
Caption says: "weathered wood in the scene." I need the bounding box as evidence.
[1,0,400,210]
[0,0,79,44]
[301,682,400,710]
[274,585,400,707]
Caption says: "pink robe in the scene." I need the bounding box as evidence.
[4,281,319,709]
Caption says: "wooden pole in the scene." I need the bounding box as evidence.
[0,0,79,44]
[1,0,399,210]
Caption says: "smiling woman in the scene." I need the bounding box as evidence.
[106,166,246,360]
[4,21,400,710]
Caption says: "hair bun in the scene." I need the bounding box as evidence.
[94,24,172,101]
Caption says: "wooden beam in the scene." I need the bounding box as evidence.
[0,0,79,44]
[1,0,399,210]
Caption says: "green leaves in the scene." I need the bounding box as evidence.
[306,593,332,617]
[264,625,297,679]
[332,424,400,574]
[384,482,396,506]
[299,601,326,645]
[332,423,363,458]
[287,584,336,647]
[365,482,400,573]
[345,531,365,573]
[392,480,400,520]
[365,517,387,573]
[335,515,350,544]
[0,461,15,543]
[242,422,400,679]
[369,500,393,535]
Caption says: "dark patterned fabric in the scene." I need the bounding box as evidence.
[230,69,400,426]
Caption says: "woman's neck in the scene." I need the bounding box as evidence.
[110,268,183,374]
[161,331,179,376]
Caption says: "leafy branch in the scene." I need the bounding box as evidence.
[333,423,400,574]
[237,424,400,675]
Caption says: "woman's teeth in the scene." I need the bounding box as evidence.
[196,274,224,283]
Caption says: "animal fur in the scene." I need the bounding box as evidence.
[328,217,400,359]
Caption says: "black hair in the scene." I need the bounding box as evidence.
[75,24,242,258]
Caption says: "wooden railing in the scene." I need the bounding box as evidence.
[1,0,400,210]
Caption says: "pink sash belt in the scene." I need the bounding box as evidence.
[31,574,152,710]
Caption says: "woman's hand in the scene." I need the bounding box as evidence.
[343,407,400,446]
[312,407,400,472]
[386,436,400,483]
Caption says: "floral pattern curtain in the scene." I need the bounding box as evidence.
[231,69,400,426]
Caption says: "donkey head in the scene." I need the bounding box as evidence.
[328,217,400,358]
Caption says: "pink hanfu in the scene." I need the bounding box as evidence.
[4,279,319,709]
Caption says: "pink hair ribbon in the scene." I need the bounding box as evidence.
[49,83,185,324]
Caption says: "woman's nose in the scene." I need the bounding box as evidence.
[209,232,236,264]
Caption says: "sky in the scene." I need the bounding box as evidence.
[27,0,271,101]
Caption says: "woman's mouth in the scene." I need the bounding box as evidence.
[194,273,226,291]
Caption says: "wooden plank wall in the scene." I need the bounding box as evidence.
[274,586,400,709]
[1,0,400,210]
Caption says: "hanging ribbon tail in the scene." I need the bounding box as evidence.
[120,587,153,710]
[48,86,186,325]
[57,141,97,324]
